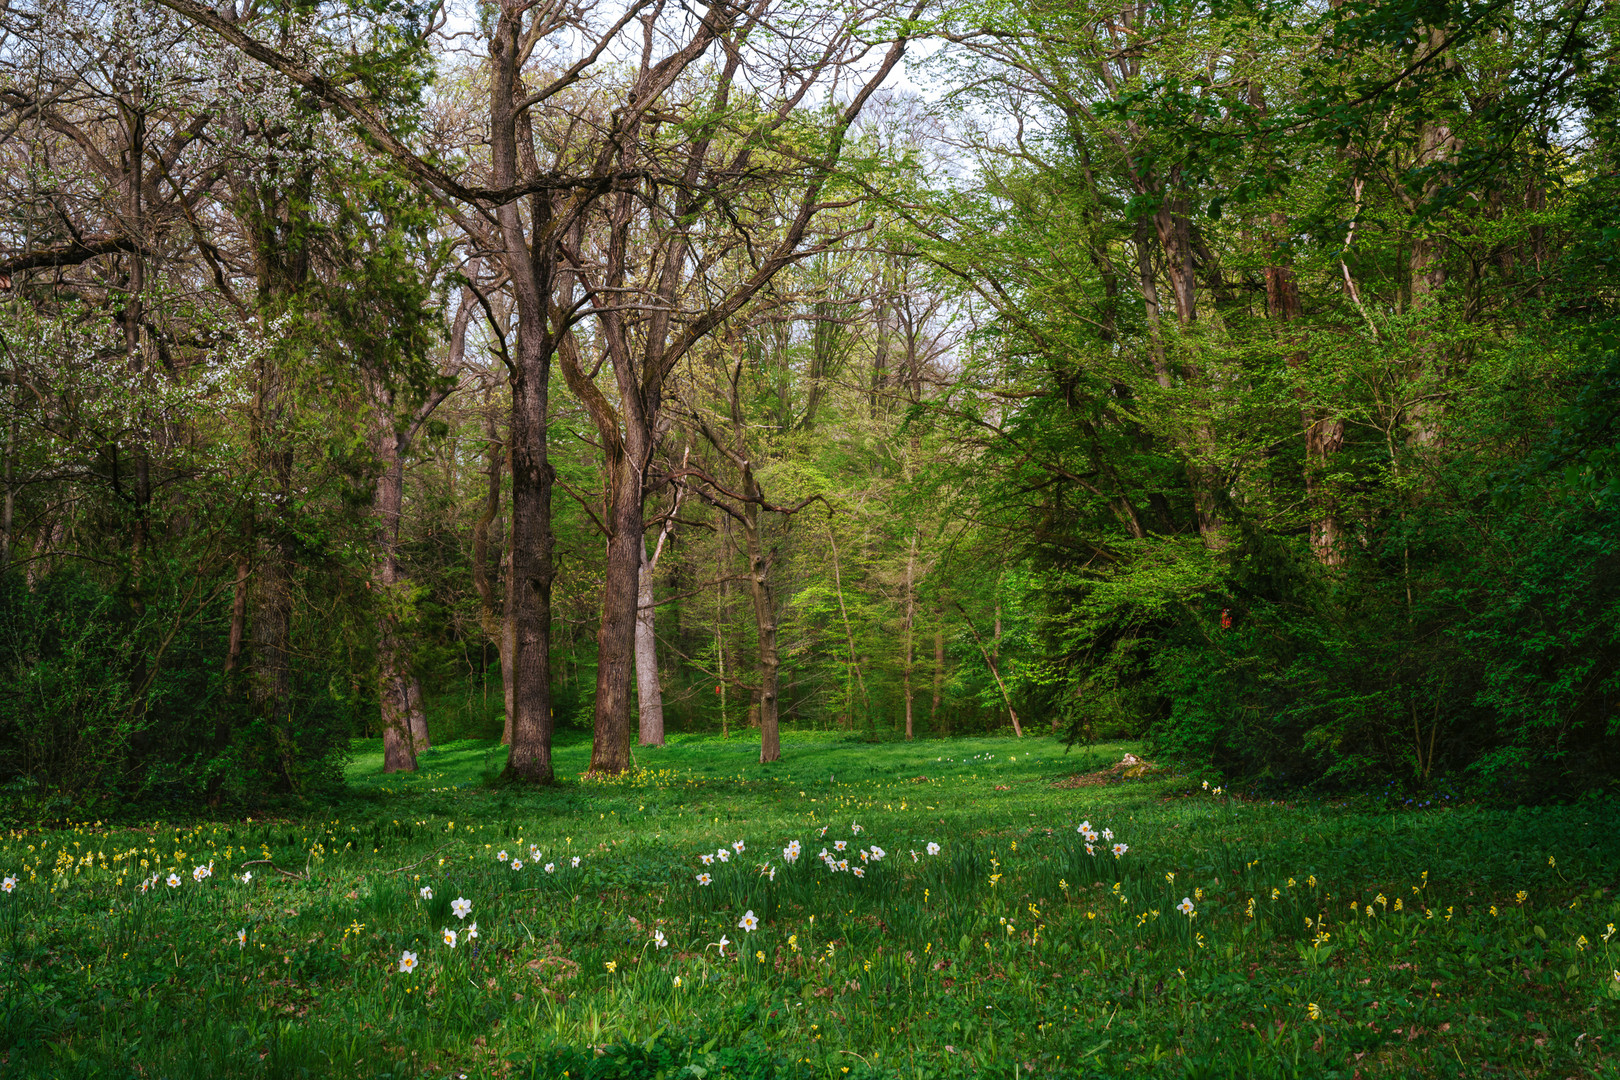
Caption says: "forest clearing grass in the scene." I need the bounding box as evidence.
[1,732,1617,1079]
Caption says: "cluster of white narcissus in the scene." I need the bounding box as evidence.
[396,895,479,972]
[697,827,941,889]
[494,847,583,874]
[131,861,219,893]
[1075,820,1129,859]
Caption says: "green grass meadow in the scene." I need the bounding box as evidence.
[1,732,1617,1078]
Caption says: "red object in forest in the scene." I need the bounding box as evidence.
[1220,609,1233,629]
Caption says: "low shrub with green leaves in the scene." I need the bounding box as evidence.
[1,733,1616,1078]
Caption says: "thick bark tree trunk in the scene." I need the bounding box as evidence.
[502,543,515,745]
[407,676,429,749]
[503,348,556,782]
[491,11,556,783]
[588,454,643,773]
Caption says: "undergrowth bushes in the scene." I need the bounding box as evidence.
[0,570,353,812]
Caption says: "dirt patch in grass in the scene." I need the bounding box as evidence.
[1051,753,1171,788]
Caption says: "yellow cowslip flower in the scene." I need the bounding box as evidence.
[1271,888,1281,901]
[1603,924,1616,943]
[1445,906,1453,921]
[1490,906,1499,917]
[1577,935,1589,951]
[1365,905,1374,917]
[1307,1003,1322,1020]
[1307,876,1317,888]
[1375,893,1387,908]
[604,960,616,973]
[1548,856,1556,867]
[1058,880,1068,891]
[1287,878,1296,887]
[1516,891,1528,904]
[1394,898,1403,912]
[1165,871,1175,884]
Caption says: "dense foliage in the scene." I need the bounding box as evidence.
[0,0,1615,804]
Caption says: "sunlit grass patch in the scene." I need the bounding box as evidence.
[1,735,1616,1078]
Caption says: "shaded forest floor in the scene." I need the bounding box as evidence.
[1,732,1616,1078]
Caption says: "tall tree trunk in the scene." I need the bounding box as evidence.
[406,676,429,749]
[827,525,871,730]
[635,537,666,747]
[588,452,643,773]
[903,529,916,741]
[933,609,945,734]
[1151,190,1199,328]
[366,278,479,768]
[740,476,781,763]
[1135,204,1225,547]
[1265,211,1346,564]
[472,408,509,740]
[1407,51,1455,451]
[373,441,418,773]
[491,11,556,783]
[502,542,515,745]
[503,340,556,781]
[252,445,295,788]
[554,294,646,774]
[207,555,251,805]
[225,559,250,679]
[717,514,731,737]
[0,412,14,572]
